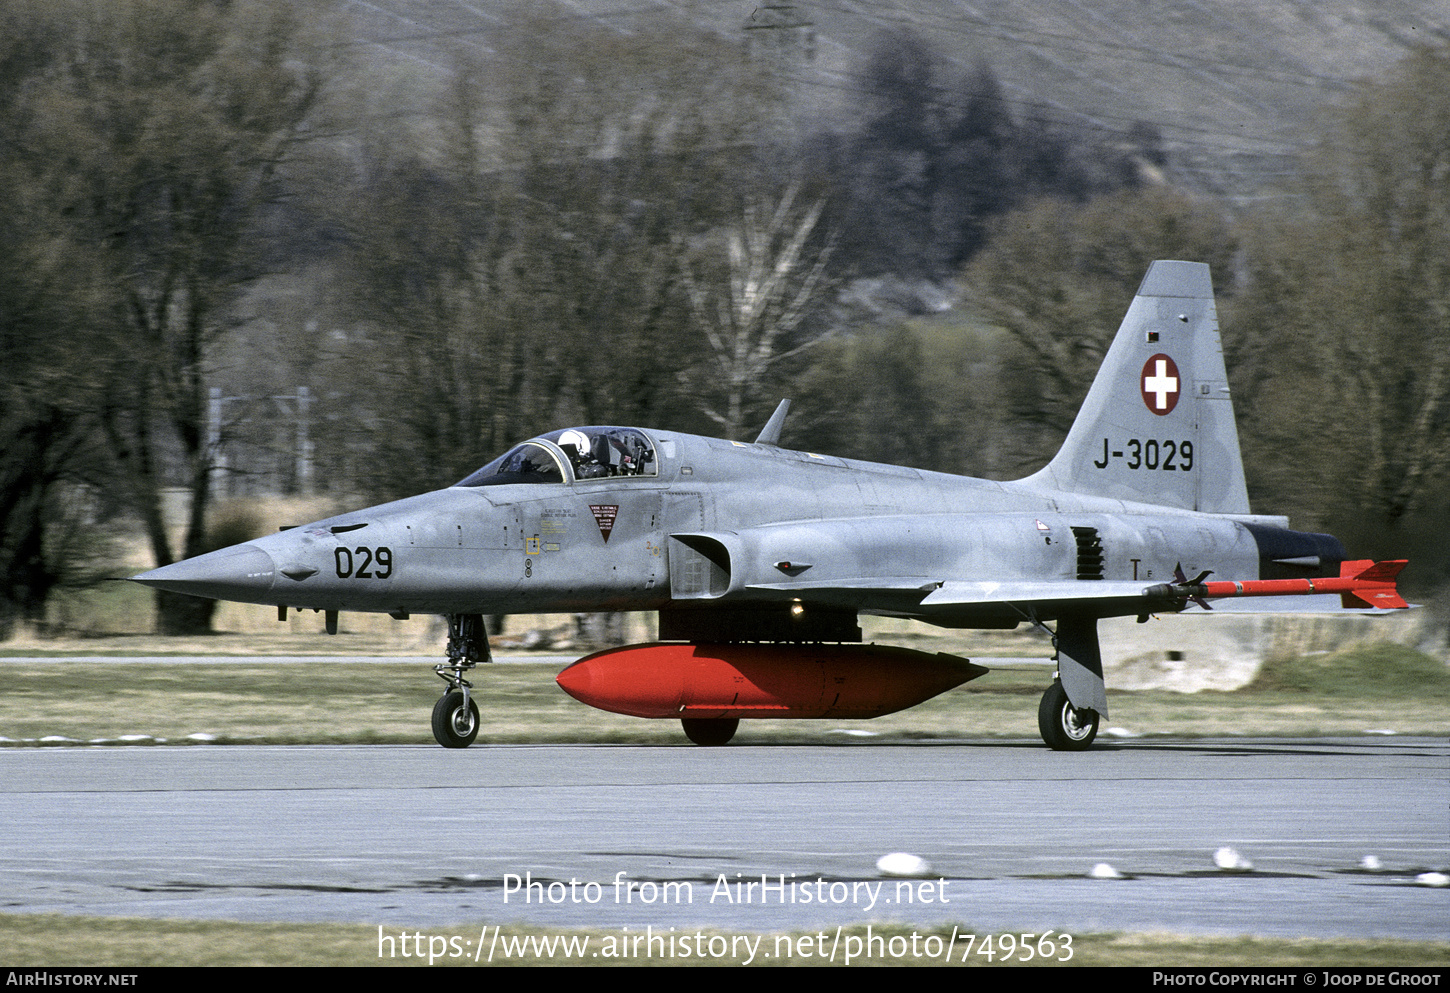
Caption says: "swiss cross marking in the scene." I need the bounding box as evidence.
[1140,354,1181,415]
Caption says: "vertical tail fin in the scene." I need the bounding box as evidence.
[1023,260,1250,515]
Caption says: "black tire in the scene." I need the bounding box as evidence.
[1038,680,1099,751]
[432,690,480,748]
[681,717,739,746]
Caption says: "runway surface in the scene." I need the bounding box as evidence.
[1,739,1445,940]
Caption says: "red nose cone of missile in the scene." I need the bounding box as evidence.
[555,643,988,721]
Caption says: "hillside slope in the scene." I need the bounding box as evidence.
[340,0,1449,200]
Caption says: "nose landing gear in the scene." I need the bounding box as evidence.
[432,690,480,748]
[432,613,491,748]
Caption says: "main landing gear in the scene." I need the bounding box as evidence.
[1030,615,1106,751]
[681,718,738,746]
[1037,679,1099,751]
[432,613,491,748]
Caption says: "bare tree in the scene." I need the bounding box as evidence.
[335,15,789,496]
[10,0,330,633]
[0,163,115,637]
[1234,43,1450,556]
[681,182,835,440]
[817,31,1148,280]
[960,187,1238,473]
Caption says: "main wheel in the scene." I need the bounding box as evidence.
[681,717,739,746]
[432,690,480,748]
[1038,680,1099,751]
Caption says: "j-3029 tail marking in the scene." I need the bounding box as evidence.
[133,260,1409,750]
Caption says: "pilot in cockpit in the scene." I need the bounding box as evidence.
[558,429,610,479]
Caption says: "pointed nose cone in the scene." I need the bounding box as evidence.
[555,658,596,705]
[132,544,277,602]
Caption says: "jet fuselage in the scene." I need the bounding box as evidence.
[162,427,1332,630]
[134,261,1399,749]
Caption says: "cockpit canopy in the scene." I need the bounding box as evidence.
[456,427,656,487]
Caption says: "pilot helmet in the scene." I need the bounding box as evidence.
[558,429,591,457]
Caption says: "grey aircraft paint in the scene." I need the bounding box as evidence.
[135,261,1389,749]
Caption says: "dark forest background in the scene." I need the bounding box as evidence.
[2,0,1447,635]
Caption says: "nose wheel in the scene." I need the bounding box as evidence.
[431,612,490,748]
[432,690,480,748]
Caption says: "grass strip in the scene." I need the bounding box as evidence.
[4,915,1447,967]
[0,644,1446,745]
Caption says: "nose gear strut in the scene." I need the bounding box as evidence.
[432,613,492,747]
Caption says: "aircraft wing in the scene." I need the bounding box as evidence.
[923,580,1409,616]
[746,560,1411,623]
[746,577,942,595]
[745,576,1173,624]
[747,577,1156,604]
[919,580,1158,606]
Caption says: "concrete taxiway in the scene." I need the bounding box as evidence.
[1,739,1445,939]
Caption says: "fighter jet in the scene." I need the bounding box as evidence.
[133,261,1408,749]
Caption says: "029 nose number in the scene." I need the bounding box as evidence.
[335,546,393,579]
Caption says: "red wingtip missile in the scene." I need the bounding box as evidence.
[556,642,989,721]
[1176,559,1409,610]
